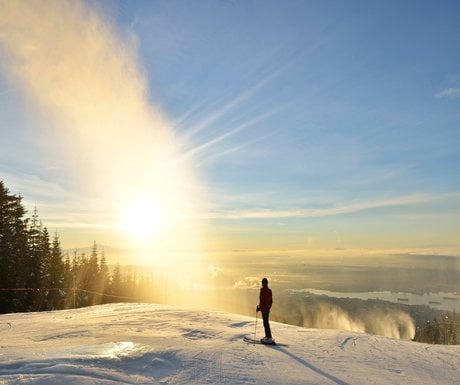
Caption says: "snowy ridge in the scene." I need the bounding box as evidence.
[0,303,458,384]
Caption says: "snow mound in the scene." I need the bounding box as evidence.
[0,303,458,384]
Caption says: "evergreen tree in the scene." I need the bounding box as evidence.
[451,311,458,344]
[40,227,51,281]
[76,252,90,307]
[69,250,79,308]
[88,241,99,305]
[24,207,44,310]
[110,263,122,300]
[37,227,51,310]
[0,181,29,313]
[98,248,110,303]
[63,252,72,289]
[46,233,66,310]
[89,241,98,269]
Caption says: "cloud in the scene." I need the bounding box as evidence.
[207,264,221,279]
[0,171,127,230]
[204,193,457,220]
[182,60,294,140]
[178,110,276,163]
[434,88,460,99]
[234,276,260,289]
[1,171,67,201]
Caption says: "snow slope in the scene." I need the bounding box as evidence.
[0,303,458,384]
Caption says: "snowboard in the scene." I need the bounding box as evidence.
[243,336,288,347]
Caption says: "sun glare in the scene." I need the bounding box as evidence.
[121,198,164,241]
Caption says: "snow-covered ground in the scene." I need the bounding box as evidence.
[0,303,458,384]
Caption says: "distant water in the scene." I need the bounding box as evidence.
[294,288,460,312]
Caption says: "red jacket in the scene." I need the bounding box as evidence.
[259,286,272,314]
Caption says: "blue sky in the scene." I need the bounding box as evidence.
[122,0,460,195]
[1,0,459,254]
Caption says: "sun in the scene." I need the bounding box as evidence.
[120,198,164,241]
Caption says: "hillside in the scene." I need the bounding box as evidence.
[0,303,458,384]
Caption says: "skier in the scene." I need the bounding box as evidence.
[256,277,273,344]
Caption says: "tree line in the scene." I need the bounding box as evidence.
[0,180,156,314]
[414,311,459,345]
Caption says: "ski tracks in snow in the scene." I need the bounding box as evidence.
[339,336,358,350]
[190,346,262,384]
[186,319,265,384]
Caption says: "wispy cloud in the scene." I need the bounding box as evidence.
[204,193,458,220]
[178,110,277,163]
[1,171,118,229]
[434,88,460,99]
[197,126,282,165]
[181,59,295,140]
[1,171,71,203]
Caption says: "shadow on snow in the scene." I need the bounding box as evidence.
[274,346,350,385]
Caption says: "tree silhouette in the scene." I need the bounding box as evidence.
[46,233,66,310]
[0,181,29,313]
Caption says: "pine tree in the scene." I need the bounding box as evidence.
[62,252,72,307]
[432,318,441,344]
[24,207,44,310]
[63,252,71,287]
[40,227,51,279]
[452,311,458,344]
[76,252,90,307]
[88,241,99,304]
[89,241,98,269]
[110,263,122,301]
[70,250,79,308]
[46,233,66,310]
[0,181,29,313]
[98,248,110,303]
[37,227,51,310]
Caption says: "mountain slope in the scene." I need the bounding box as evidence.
[0,303,458,384]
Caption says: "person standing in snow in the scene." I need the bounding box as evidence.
[256,277,273,344]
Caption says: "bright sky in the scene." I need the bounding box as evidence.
[1,0,459,258]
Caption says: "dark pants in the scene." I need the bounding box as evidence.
[262,311,272,339]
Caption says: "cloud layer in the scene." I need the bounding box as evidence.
[204,193,456,220]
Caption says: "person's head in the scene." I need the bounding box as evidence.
[261,277,268,287]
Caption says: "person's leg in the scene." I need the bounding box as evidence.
[262,311,272,339]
